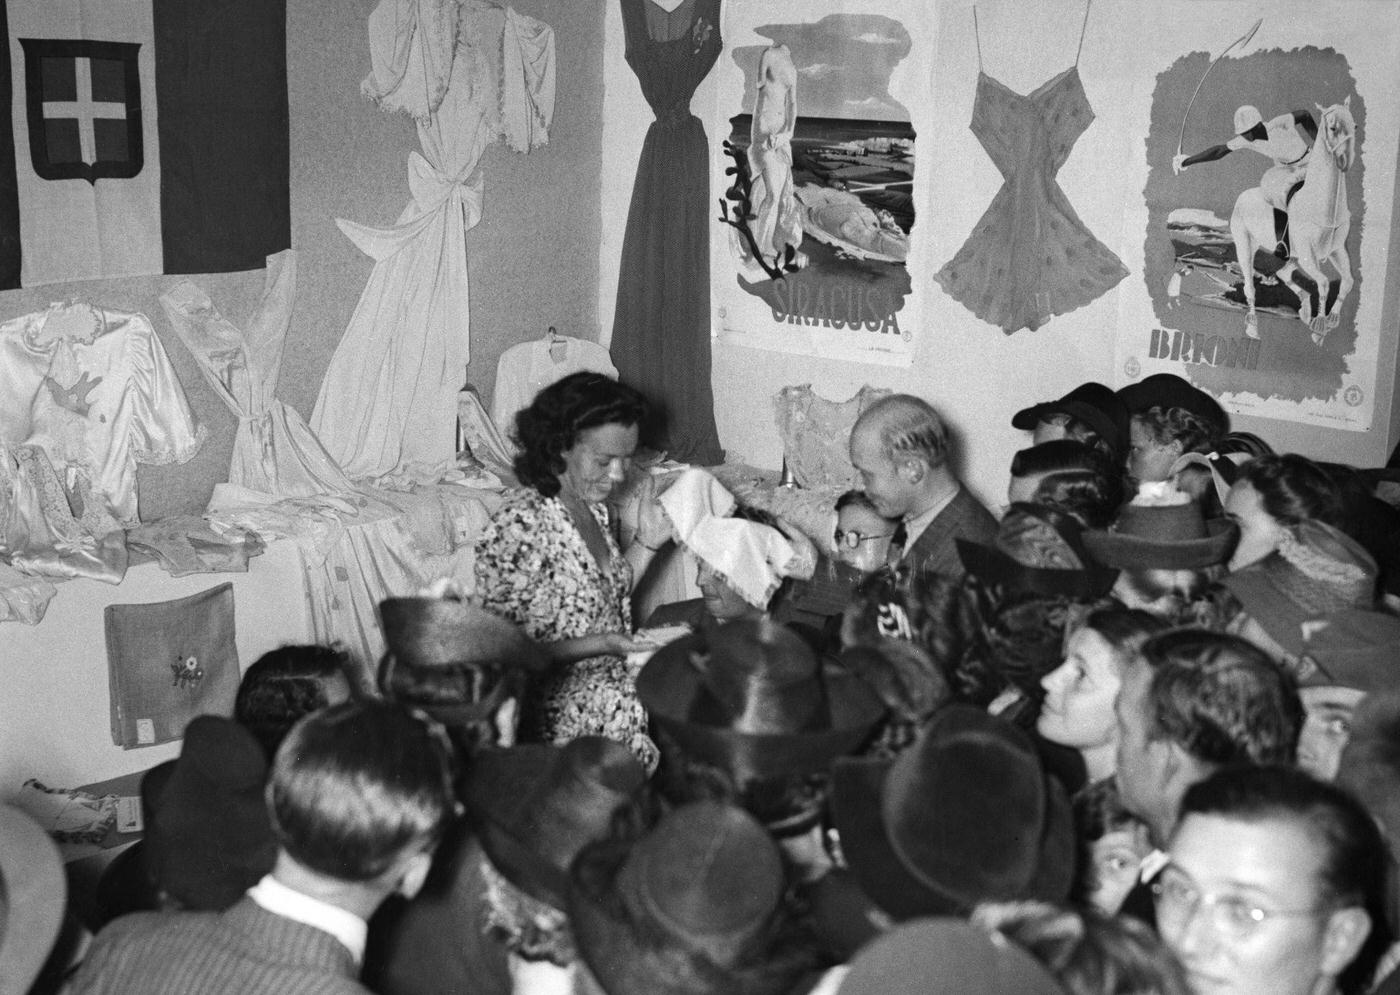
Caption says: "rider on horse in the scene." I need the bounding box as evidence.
[1174,106,1319,257]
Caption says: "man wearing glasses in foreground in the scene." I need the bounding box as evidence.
[1155,764,1384,995]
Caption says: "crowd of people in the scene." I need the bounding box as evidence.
[8,370,1400,995]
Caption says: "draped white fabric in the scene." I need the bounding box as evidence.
[161,251,357,498]
[310,1,555,483]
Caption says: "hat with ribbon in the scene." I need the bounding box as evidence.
[659,468,817,610]
[0,803,66,995]
[1083,482,1237,571]
[1012,381,1129,456]
[1223,520,1378,657]
[831,704,1075,921]
[569,800,816,995]
[835,916,1065,995]
[1293,608,1400,693]
[956,503,1118,599]
[465,736,646,912]
[1117,373,1228,433]
[146,715,277,910]
[637,618,885,782]
[378,596,549,725]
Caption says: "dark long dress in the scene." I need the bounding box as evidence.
[611,0,724,465]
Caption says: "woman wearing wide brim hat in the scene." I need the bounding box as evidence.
[637,618,885,787]
[0,803,67,995]
[568,801,820,995]
[956,502,1119,601]
[812,704,1075,958]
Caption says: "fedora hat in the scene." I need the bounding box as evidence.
[836,916,1064,995]
[831,704,1075,921]
[0,803,66,995]
[956,503,1118,599]
[1294,609,1400,694]
[1012,381,1129,455]
[465,736,646,911]
[147,715,277,910]
[569,801,815,995]
[637,619,885,782]
[1083,484,1237,571]
[1223,520,1378,657]
[378,596,548,725]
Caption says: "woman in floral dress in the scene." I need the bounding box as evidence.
[474,373,670,769]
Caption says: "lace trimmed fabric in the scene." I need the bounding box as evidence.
[772,384,892,491]
[934,68,1127,334]
[479,853,576,966]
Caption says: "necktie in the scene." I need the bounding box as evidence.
[887,520,908,567]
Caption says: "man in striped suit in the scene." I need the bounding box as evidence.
[68,700,458,995]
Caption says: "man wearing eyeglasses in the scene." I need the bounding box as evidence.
[1156,765,1382,995]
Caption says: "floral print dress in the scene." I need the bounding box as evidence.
[474,487,657,770]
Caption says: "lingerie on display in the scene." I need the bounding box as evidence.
[0,302,205,525]
[934,11,1126,335]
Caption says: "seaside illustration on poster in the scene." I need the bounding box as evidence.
[1113,1,1400,433]
[710,1,935,367]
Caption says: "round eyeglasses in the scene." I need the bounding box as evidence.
[834,528,895,550]
[1151,867,1330,940]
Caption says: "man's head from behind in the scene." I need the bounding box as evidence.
[266,700,458,898]
[849,395,951,520]
[1159,765,1382,995]
[1114,629,1301,845]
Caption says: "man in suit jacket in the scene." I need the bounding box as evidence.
[848,394,997,578]
[69,700,458,995]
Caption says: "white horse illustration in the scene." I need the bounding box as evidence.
[1229,97,1354,343]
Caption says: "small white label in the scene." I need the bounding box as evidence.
[136,718,155,744]
[117,796,143,833]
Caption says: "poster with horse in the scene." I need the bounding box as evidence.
[1115,1,1400,433]
[708,0,935,367]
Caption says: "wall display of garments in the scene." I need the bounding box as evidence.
[1110,1,1400,434]
[710,0,932,368]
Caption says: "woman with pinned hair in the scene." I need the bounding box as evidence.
[474,372,672,771]
[1224,452,1343,572]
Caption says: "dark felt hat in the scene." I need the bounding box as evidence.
[378,597,548,725]
[1117,373,1228,432]
[569,801,808,995]
[956,503,1118,599]
[147,715,276,910]
[836,916,1065,995]
[831,704,1075,921]
[1223,520,1378,657]
[1012,381,1129,454]
[1295,609,1400,694]
[637,618,885,782]
[1083,492,1238,570]
[466,737,646,911]
[0,803,66,995]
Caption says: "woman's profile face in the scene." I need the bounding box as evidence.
[558,422,638,505]
[1225,480,1288,572]
[1127,417,1179,485]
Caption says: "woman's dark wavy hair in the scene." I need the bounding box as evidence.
[235,644,355,761]
[1236,453,1344,528]
[512,372,647,497]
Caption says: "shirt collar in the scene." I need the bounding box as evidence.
[248,874,368,964]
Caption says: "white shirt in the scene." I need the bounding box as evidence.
[247,874,368,964]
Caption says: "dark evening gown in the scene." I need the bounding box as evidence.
[935,66,1127,335]
[611,0,724,464]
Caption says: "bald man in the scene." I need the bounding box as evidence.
[848,394,997,578]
